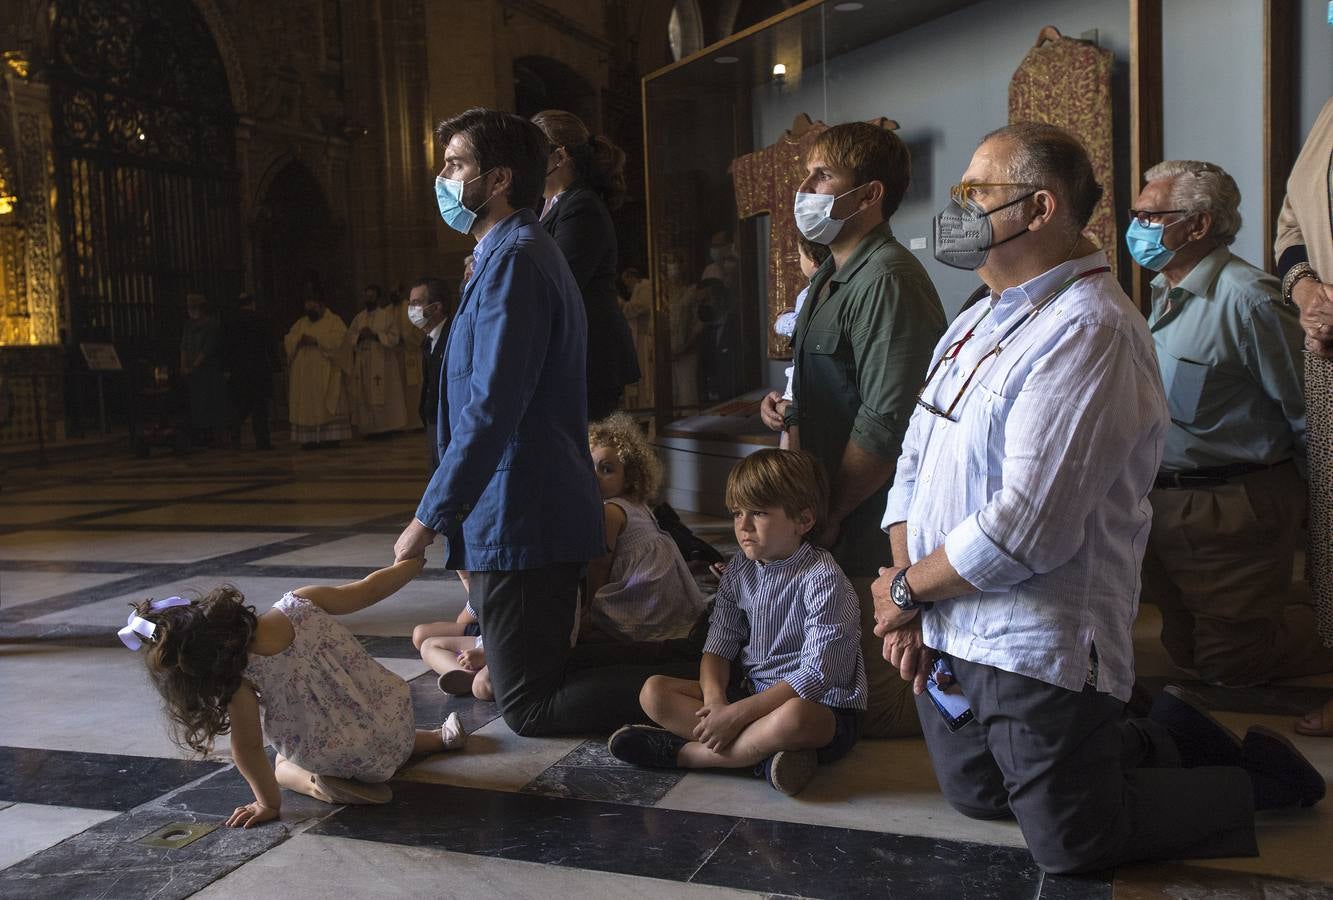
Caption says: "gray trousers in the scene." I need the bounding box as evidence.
[916,655,1257,874]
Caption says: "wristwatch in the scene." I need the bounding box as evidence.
[890,567,921,611]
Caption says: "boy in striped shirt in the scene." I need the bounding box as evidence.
[608,449,867,795]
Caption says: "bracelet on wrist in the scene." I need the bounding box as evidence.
[1282,262,1317,304]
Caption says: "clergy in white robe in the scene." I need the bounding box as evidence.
[396,296,425,430]
[284,302,352,447]
[346,294,408,436]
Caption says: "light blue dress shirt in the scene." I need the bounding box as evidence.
[1149,246,1306,473]
[883,251,1168,702]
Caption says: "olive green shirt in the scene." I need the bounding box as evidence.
[785,221,946,576]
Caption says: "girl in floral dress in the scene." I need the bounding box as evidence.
[122,557,466,828]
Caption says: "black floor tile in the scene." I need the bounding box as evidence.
[521,739,687,806]
[309,778,739,883]
[408,670,502,734]
[155,760,333,827]
[1038,870,1113,899]
[1136,676,1333,716]
[692,818,1042,900]
[0,806,286,899]
[357,634,422,658]
[0,746,223,811]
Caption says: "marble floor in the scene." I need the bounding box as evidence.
[2,433,1332,899]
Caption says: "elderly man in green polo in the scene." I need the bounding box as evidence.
[759,121,946,736]
[1130,159,1333,686]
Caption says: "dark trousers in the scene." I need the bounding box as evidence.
[230,381,272,449]
[425,421,439,471]
[916,655,1256,874]
[470,564,700,736]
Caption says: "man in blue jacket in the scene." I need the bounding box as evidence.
[396,108,690,736]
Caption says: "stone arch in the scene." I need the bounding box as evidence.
[251,155,348,327]
[189,0,249,114]
[513,56,598,126]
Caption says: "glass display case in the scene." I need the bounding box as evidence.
[640,0,1146,512]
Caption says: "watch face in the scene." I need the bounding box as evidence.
[892,572,910,607]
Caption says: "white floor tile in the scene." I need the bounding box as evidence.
[398,717,582,793]
[192,834,760,899]
[25,575,465,636]
[92,502,411,528]
[0,804,121,869]
[0,570,134,608]
[657,736,1028,850]
[0,530,299,564]
[0,644,231,759]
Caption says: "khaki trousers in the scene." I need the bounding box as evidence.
[849,576,921,738]
[1142,462,1333,685]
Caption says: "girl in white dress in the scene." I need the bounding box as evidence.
[122,557,465,829]
[585,413,707,643]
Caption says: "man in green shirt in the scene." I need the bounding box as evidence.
[759,121,946,735]
[1130,159,1333,685]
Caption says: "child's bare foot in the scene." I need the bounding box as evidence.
[473,666,494,701]
[438,669,476,696]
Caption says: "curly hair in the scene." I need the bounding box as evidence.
[137,586,258,755]
[588,412,663,503]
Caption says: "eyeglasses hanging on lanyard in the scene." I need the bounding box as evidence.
[915,266,1111,422]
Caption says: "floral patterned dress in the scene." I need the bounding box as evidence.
[243,593,416,782]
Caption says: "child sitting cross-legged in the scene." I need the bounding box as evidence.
[122,557,466,828]
[607,449,867,796]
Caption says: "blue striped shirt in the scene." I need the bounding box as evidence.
[702,541,867,710]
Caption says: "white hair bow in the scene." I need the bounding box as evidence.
[118,596,192,650]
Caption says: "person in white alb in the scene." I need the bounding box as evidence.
[872,123,1324,874]
[347,284,408,438]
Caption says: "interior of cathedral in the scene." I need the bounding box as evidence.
[1,1,1332,898]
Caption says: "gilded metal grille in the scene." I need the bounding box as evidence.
[50,0,240,355]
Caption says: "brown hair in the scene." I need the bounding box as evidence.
[138,586,258,755]
[809,122,911,220]
[531,109,627,210]
[589,412,663,503]
[725,449,828,535]
[797,235,831,267]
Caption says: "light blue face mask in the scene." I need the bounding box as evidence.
[435,168,495,235]
[1125,218,1184,271]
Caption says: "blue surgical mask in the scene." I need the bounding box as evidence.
[1125,218,1182,271]
[435,168,495,235]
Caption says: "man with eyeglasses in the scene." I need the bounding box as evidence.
[871,124,1324,874]
[758,121,946,738]
[1130,160,1333,688]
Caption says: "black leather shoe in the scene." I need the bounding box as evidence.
[608,725,687,768]
[1243,726,1326,810]
[1149,685,1243,768]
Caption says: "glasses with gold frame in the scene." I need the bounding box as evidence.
[948,182,1036,207]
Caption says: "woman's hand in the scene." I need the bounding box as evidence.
[225,801,279,829]
[1294,278,1333,358]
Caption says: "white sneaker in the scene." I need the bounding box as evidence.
[440,711,468,750]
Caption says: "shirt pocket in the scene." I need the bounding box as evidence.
[1160,352,1209,423]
